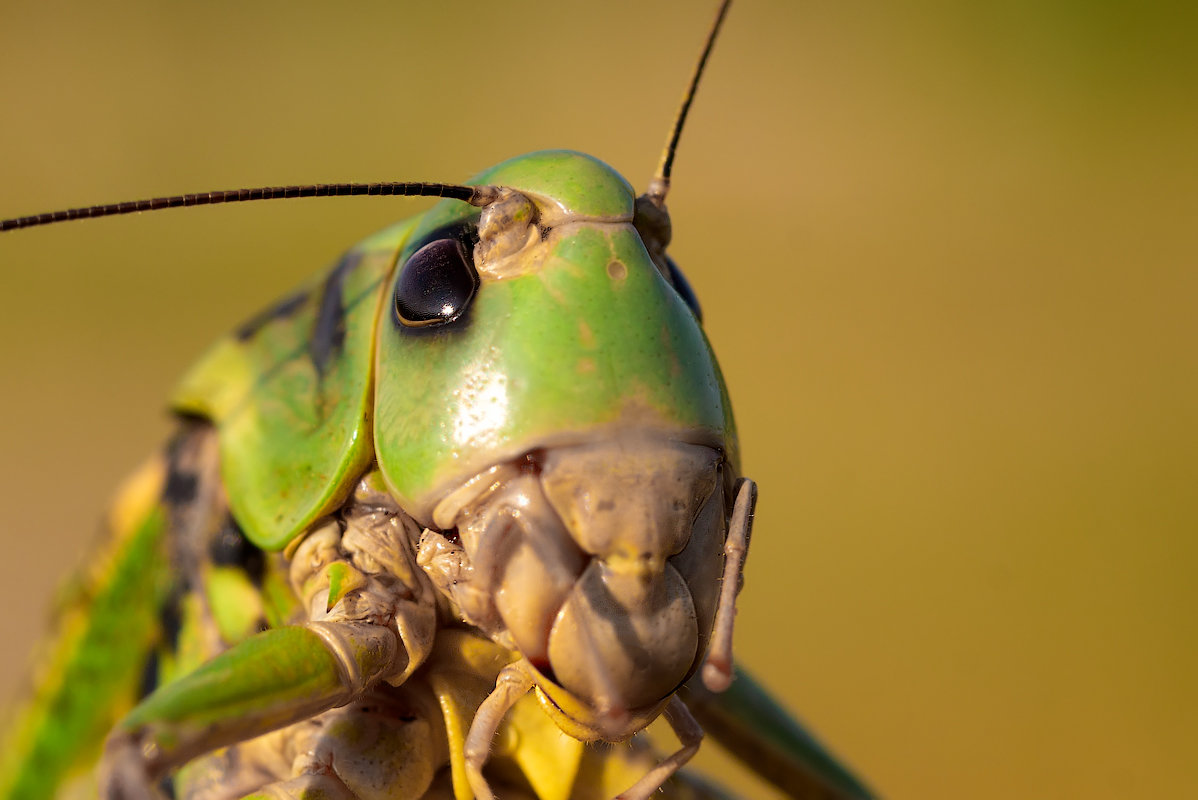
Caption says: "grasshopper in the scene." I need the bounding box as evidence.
[1,3,874,799]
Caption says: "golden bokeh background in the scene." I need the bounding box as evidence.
[1,2,1194,797]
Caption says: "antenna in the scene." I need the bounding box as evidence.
[0,182,503,233]
[644,0,733,209]
[1,2,734,233]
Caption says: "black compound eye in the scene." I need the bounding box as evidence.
[394,238,479,327]
[665,256,703,323]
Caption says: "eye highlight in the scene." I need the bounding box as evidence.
[394,237,480,327]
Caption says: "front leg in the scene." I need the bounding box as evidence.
[463,662,535,800]
[103,477,438,798]
[101,621,398,798]
[700,478,756,693]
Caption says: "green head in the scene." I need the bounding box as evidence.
[170,150,738,557]
[374,150,737,522]
[174,148,744,728]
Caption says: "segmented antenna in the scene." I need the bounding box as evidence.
[2,2,732,232]
[0,182,503,232]
[645,0,733,209]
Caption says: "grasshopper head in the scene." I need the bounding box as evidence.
[375,150,738,739]
[373,150,736,520]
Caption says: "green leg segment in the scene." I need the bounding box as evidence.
[102,621,399,794]
[682,666,876,800]
[0,460,172,800]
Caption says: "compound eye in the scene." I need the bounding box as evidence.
[394,238,479,327]
[665,256,703,323]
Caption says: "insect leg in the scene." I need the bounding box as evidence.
[215,685,446,800]
[700,478,757,692]
[463,662,535,800]
[100,620,400,796]
[614,697,704,800]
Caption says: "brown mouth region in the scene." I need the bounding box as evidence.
[424,434,729,736]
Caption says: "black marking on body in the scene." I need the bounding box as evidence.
[159,588,184,654]
[161,436,199,507]
[158,421,245,661]
[159,418,215,510]
[234,289,308,341]
[308,251,361,377]
[208,515,266,585]
[138,649,160,700]
[157,425,206,666]
[162,469,197,506]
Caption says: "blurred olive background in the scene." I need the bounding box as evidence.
[1,2,1195,797]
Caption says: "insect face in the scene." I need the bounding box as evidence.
[376,150,737,741]
[0,5,884,799]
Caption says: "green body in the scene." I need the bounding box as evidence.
[0,459,172,798]
[2,151,872,800]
